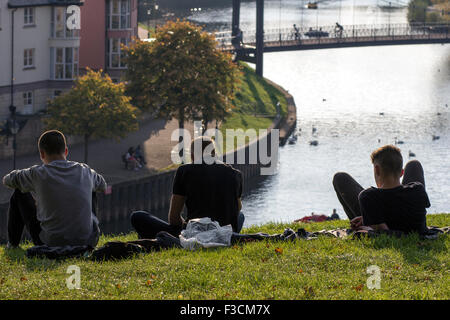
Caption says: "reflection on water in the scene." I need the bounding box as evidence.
[188,0,409,32]
[243,44,450,226]
[188,1,450,227]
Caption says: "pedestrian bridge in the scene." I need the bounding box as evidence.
[215,23,450,59]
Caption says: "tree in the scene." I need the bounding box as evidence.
[124,20,241,159]
[45,69,139,164]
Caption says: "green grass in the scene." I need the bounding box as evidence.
[0,214,449,300]
[219,63,288,153]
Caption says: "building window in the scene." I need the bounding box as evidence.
[24,7,35,26]
[23,91,34,114]
[106,0,131,30]
[51,7,79,38]
[51,47,79,80]
[24,49,35,68]
[53,90,62,98]
[107,38,128,68]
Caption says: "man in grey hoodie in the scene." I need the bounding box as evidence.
[3,130,107,248]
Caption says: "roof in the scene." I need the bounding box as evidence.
[8,0,83,8]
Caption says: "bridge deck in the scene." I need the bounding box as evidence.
[220,33,450,53]
[217,23,450,54]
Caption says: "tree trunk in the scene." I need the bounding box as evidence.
[84,134,89,164]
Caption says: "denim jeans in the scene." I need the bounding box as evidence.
[130,211,246,239]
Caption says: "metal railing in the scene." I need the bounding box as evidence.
[215,23,450,50]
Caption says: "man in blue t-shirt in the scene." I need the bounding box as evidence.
[332,145,430,234]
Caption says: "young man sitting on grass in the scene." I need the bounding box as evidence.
[131,136,245,239]
[3,130,107,248]
[333,145,430,234]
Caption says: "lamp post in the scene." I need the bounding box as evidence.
[8,106,19,170]
[147,3,159,39]
[147,9,151,38]
[388,2,391,36]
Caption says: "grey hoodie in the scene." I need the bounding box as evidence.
[3,160,107,247]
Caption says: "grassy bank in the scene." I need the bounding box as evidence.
[0,214,448,300]
[219,63,288,153]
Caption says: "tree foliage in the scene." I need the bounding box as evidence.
[45,69,139,163]
[124,20,241,132]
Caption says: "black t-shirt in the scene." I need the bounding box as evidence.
[172,161,243,232]
[358,182,430,234]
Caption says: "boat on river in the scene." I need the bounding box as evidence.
[307,2,318,10]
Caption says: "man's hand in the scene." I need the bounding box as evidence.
[168,194,186,226]
[356,225,374,232]
[350,216,363,230]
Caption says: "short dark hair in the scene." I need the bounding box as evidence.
[370,145,403,176]
[191,136,216,159]
[38,130,67,155]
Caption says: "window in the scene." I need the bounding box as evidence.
[24,7,35,26]
[53,90,62,98]
[106,0,130,30]
[51,47,79,80]
[108,38,128,68]
[23,91,34,114]
[51,7,79,38]
[24,49,35,68]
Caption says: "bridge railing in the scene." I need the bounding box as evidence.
[215,23,450,48]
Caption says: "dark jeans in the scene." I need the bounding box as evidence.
[130,211,246,239]
[7,190,43,247]
[7,190,98,247]
[332,160,425,220]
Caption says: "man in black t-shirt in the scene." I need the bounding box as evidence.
[130,137,245,239]
[332,145,430,234]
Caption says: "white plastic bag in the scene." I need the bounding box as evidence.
[179,217,233,250]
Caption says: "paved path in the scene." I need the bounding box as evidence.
[138,26,149,40]
[0,117,194,203]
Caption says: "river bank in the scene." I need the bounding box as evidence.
[1,213,448,300]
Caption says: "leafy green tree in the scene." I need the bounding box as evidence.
[45,69,139,164]
[408,0,432,23]
[124,20,241,158]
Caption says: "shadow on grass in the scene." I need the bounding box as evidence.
[2,246,63,272]
[360,233,448,265]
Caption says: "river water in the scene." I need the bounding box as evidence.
[187,0,450,226]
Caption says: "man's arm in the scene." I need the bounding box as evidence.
[351,216,389,231]
[238,198,242,212]
[91,169,107,192]
[3,167,35,192]
[367,223,389,231]
[168,194,185,226]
